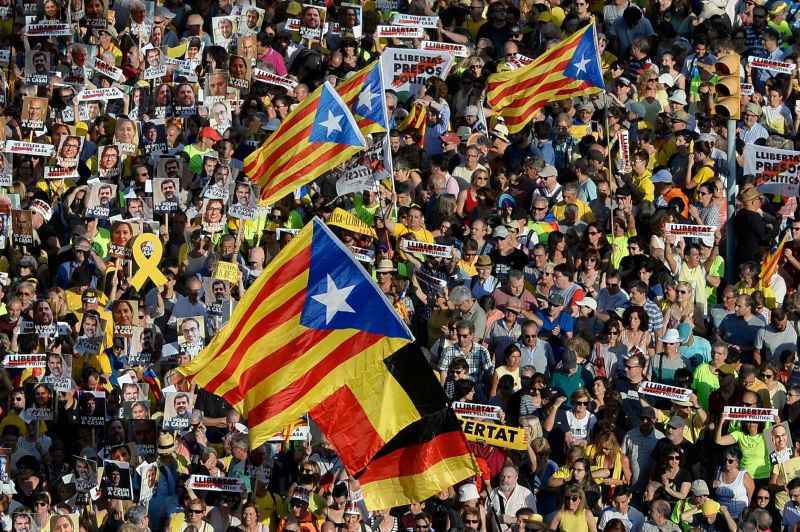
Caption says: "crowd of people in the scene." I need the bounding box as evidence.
[3,0,800,530]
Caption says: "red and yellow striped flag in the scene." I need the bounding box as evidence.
[178,218,421,461]
[398,102,427,147]
[760,232,789,287]
[487,23,605,134]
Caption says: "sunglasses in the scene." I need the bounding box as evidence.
[574,401,589,406]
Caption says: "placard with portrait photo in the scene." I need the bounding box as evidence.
[207,99,231,135]
[111,299,140,336]
[212,16,237,46]
[21,96,49,129]
[129,419,157,459]
[228,181,256,219]
[49,513,79,532]
[162,391,195,430]
[82,0,107,28]
[11,210,33,245]
[153,177,180,213]
[121,399,150,420]
[177,316,205,356]
[25,382,54,420]
[238,6,263,35]
[201,198,226,233]
[173,82,197,116]
[227,54,250,90]
[113,118,139,155]
[237,34,258,64]
[73,457,97,493]
[97,144,121,178]
[766,421,793,464]
[0,153,11,187]
[75,312,105,354]
[57,135,83,167]
[109,219,139,259]
[85,181,116,218]
[298,4,326,42]
[140,121,166,156]
[102,459,133,500]
[141,45,166,80]
[78,390,106,426]
[205,69,229,100]
[24,51,51,84]
[43,352,72,392]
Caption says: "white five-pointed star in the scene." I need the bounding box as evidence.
[320,110,343,137]
[358,88,375,111]
[312,274,356,324]
[573,54,591,77]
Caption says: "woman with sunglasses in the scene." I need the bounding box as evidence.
[650,443,691,504]
[183,498,212,532]
[547,483,597,531]
[713,447,754,519]
[742,487,781,527]
[762,363,787,412]
[545,389,596,448]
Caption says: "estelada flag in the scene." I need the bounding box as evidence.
[347,345,479,510]
[760,232,789,287]
[487,23,605,134]
[336,60,388,136]
[244,82,366,205]
[178,218,418,458]
[398,102,427,148]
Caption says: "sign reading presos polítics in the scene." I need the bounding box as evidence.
[637,381,691,403]
[375,25,424,39]
[749,56,796,75]
[420,41,469,58]
[399,239,452,258]
[4,140,54,156]
[380,47,453,99]
[188,475,243,492]
[453,401,503,421]
[390,13,439,28]
[2,354,46,368]
[664,223,716,239]
[723,405,778,422]
[252,69,298,90]
[458,418,527,450]
[743,143,800,196]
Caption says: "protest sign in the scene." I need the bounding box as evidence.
[743,143,800,196]
[380,48,454,100]
[399,239,453,258]
[453,401,503,421]
[77,87,125,102]
[336,165,378,197]
[102,460,133,500]
[390,13,438,27]
[162,391,195,430]
[5,140,54,156]
[252,69,298,90]
[375,25,424,39]
[25,22,72,36]
[214,261,240,284]
[350,245,375,264]
[766,421,793,464]
[90,57,125,82]
[458,418,527,450]
[11,210,33,245]
[420,41,469,58]
[188,475,243,492]
[25,383,54,421]
[749,56,796,74]
[637,381,691,403]
[78,390,106,426]
[2,354,46,368]
[74,457,98,493]
[328,207,378,238]
[722,405,778,422]
[664,223,716,239]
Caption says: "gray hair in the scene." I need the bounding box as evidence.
[449,285,472,304]
[231,434,249,450]
[125,505,148,527]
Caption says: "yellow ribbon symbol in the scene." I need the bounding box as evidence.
[130,233,167,290]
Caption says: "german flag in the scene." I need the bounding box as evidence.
[487,23,605,134]
[350,345,479,510]
[178,218,418,457]
[244,82,366,205]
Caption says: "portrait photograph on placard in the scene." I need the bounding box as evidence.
[74,457,98,493]
[129,86,150,120]
[12,210,34,245]
[137,461,158,504]
[25,382,54,421]
[140,121,166,156]
[82,0,107,28]
[142,45,166,80]
[208,99,232,135]
[97,144,121,178]
[337,3,363,39]
[78,390,106,426]
[109,219,139,258]
[24,50,51,80]
[298,4,326,42]
[162,391,195,430]
[129,419,157,459]
[122,399,150,420]
[153,177,180,213]
[238,6,263,34]
[20,96,49,129]
[201,198,226,233]
[205,69,229,99]
[212,16,237,46]
[44,352,73,392]
[102,460,133,500]
[112,299,140,335]
[228,181,256,219]
[156,156,182,181]
[766,421,793,464]
[237,34,257,64]
[0,153,11,187]
[177,316,205,356]
[85,181,116,218]
[173,82,197,116]
[114,117,139,155]
[75,311,105,354]
[124,196,151,220]
[227,54,250,91]
[57,135,83,167]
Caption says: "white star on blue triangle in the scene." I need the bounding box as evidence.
[300,219,413,340]
[352,63,387,130]
[562,25,605,90]
[309,82,367,147]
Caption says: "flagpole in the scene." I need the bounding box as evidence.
[592,20,616,237]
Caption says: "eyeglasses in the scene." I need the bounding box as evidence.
[523,334,537,338]
[574,401,589,406]
[188,509,204,514]
[668,455,681,461]
[726,458,737,464]
[464,520,480,524]
[677,290,688,294]
[35,502,48,507]
[763,373,774,379]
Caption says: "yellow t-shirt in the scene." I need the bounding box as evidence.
[392,223,434,243]
[552,199,594,222]
[630,172,655,202]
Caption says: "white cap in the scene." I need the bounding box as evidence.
[669,90,687,106]
[658,73,675,87]
[577,297,597,311]
[661,328,681,344]
[458,483,480,502]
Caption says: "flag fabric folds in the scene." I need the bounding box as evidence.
[350,344,479,510]
[178,218,415,451]
[243,82,366,205]
[336,61,388,135]
[761,232,788,288]
[398,101,428,147]
[487,23,605,134]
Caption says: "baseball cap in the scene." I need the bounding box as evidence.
[667,415,686,429]
[492,225,510,239]
[576,297,597,311]
[691,479,710,496]
[640,406,656,420]
[199,127,222,141]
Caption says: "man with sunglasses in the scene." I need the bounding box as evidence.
[754,307,797,367]
[622,406,664,492]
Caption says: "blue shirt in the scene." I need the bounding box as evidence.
[534,309,575,336]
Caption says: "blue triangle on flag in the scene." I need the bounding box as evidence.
[300,219,413,340]
[309,82,367,147]
[352,63,387,130]
[563,25,605,90]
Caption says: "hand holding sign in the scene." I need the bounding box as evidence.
[130,233,167,290]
